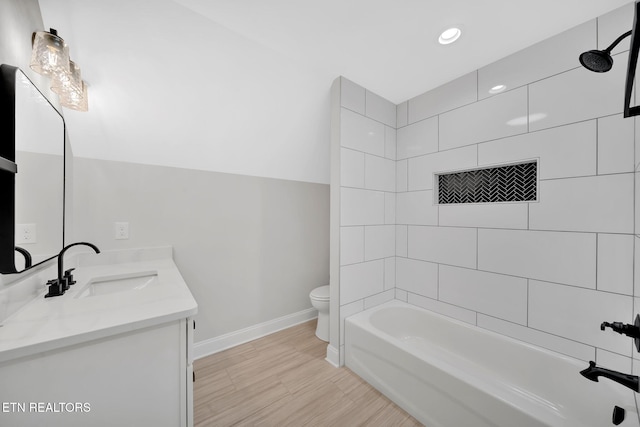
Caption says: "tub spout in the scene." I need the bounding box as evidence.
[580,361,640,392]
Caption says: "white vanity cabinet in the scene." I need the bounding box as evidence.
[0,316,195,427]
[0,250,198,427]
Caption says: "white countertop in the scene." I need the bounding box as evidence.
[0,248,198,364]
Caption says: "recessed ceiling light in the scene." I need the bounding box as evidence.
[439,27,461,45]
[489,84,506,94]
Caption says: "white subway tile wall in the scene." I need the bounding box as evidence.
[407,72,477,123]
[396,191,437,225]
[528,52,628,132]
[366,90,397,127]
[408,145,477,191]
[336,4,638,365]
[439,86,528,151]
[396,101,408,128]
[340,226,364,266]
[340,77,365,115]
[337,78,397,347]
[596,234,634,295]
[340,260,384,305]
[396,117,438,159]
[597,114,635,175]
[529,174,634,233]
[477,20,596,101]
[477,120,597,180]
[396,257,438,298]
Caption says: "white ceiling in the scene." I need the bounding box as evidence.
[171,0,632,103]
[38,0,633,184]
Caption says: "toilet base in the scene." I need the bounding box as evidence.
[315,311,329,342]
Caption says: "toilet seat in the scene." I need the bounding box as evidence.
[310,285,329,301]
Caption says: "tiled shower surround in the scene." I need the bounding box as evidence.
[333,2,640,373]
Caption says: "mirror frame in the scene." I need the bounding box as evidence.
[0,64,65,274]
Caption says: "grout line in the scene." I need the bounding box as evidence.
[596,17,599,50]
[405,58,629,131]
[437,115,440,152]
[596,119,600,175]
[406,225,409,257]
[404,293,607,362]
[406,100,410,127]
[363,226,367,263]
[392,223,633,237]
[398,256,632,296]
[436,264,440,301]
[526,84,530,134]
[595,233,599,291]
[634,113,637,302]
[398,116,613,161]
[350,170,633,193]
[364,90,367,117]
[476,228,479,269]
[526,279,530,327]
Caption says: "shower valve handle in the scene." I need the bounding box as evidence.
[600,321,640,337]
[601,315,640,352]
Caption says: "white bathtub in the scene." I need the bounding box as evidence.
[345,300,639,427]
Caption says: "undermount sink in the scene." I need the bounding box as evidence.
[75,271,158,298]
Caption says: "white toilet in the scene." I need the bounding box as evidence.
[309,285,330,342]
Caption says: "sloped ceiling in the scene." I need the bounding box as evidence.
[38,0,631,184]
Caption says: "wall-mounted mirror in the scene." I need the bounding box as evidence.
[0,65,65,273]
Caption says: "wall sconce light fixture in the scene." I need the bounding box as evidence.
[30,28,88,112]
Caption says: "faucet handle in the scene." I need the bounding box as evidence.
[44,279,63,298]
[64,268,76,286]
[601,315,640,353]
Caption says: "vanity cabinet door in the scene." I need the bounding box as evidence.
[0,320,187,427]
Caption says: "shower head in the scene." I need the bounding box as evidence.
[579,50,614,72]
[579,30,632,73]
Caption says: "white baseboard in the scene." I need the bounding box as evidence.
[325,344,340,367]
[194,308,317,360]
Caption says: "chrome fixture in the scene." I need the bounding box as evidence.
[580,361,639,392]
[45,242,100,298]
[30,28,88,112]
[578,0,640,117]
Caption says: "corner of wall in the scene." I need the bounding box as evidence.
[329,77,342,363]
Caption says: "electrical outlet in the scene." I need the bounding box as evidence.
[115,222,129,240]
[16,223,36,244]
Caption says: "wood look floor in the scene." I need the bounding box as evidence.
[194,320,423,427]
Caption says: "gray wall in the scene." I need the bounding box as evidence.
[72,158,329,342]
[0,0,330,348]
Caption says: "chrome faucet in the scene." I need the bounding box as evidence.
[44,242,100,298]
[580,361,640,393]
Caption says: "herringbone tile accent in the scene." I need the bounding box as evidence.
[438,161,537,204]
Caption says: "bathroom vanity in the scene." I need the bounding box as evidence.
[0,65,198,426]
[0,247,197,427]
